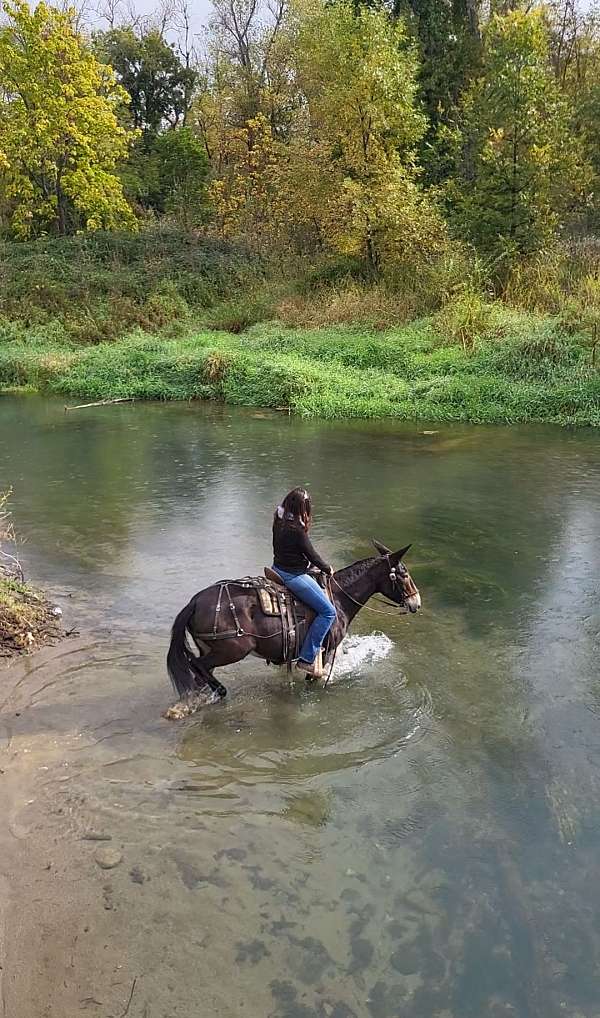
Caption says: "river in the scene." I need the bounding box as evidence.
[1,394,599,1018]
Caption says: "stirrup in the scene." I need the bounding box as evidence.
[295,650,323,679]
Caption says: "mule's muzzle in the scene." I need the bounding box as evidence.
[401,573,421,614]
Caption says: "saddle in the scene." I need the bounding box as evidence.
[198,570,330,671]
[257,568,312,665]
[261,568,332,674]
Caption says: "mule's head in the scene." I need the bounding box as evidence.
[372,539,421,614]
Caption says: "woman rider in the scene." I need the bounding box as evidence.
[272,487,336,677]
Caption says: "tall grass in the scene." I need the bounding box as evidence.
[0,320,598,424]
[1,231,599,424]
[0,226,266,342]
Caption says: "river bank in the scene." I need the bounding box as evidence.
[2,229,600,426]
[0,574,63,656]
[0,490,63,658]
[1,317,599,425]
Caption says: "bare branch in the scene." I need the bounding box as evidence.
[0,490,23,583]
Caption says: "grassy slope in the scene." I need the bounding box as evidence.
[0,230,598,425]
[0,229,265,342]
[1,320,599,425]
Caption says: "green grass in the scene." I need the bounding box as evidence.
[1,317,598,425]
[0,231,598,425]
[0,227,266,342]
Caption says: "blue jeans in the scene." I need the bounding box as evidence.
[273,567,336,664]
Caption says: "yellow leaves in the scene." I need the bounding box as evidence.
[200,0,441,267]
[206,113,287,245]
[0,0,135,237]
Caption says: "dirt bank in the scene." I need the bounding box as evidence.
[0,576,63,658]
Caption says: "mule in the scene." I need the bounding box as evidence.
[166,540,421,703]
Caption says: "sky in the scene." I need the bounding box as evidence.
[88,0,215,39]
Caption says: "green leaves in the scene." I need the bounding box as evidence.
[0,0,136,238]
[93,28,197,137]
[451,9,591,266]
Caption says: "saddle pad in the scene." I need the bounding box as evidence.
[257,584,309,622]
[258,587,283,616]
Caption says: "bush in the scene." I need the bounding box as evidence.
[202,294,273,333]
[434,292,507,349]
[0,228,263,342]
[277,285,412,330]
[297,255,376,293]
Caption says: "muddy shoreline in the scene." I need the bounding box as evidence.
[0,638,171,1018]
[0,634,274,1018]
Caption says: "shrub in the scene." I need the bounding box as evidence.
[297,255,376,293]
[277,285,412,330]
[202,295,273,333]
[435,292,505,350]
[145,282,190,326]
[202,350,235,384]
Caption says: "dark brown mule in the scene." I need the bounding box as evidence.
[167,540,421,702]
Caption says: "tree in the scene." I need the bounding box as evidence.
[395,0,482,184]
[193,0,299,247]
[94,24,208,223]
[289,0,445,268]
[450,9,590,262]
[208,0,287,123]
[207,112,284,245]
[0,0,136,238]
[155,126,209,227]
[199,0,445,264]
[546,0,600,227]
[94,26,197,139]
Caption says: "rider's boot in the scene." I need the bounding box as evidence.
[295,649,323,679]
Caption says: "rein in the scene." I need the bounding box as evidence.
[330,569,410,618]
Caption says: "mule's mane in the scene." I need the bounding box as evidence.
[334,555,379,588]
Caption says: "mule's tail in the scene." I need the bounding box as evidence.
[167,597,204,698]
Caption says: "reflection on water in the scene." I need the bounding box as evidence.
[2,395,600,1016]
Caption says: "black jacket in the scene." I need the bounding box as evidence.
[272,518,331,575]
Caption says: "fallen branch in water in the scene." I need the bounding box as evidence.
[64,397,134,412]
[118,977,137,1018]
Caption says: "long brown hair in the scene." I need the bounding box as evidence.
[274,487,313,530]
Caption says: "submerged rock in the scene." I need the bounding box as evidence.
[94,847,123,870]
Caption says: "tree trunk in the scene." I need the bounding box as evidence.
[365,220,380,274]
[56,182,68,236]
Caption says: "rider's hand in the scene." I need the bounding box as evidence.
[327,565,334,576]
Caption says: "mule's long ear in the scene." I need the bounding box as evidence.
[392,544,412,562]
[372,539,391,557]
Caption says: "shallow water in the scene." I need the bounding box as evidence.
[1,395,600,1017]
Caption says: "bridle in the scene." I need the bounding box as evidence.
[330,554,418,616]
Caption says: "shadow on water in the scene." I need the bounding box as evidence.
[2,395,600,1016]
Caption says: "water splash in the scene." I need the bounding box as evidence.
[330,631,394,679]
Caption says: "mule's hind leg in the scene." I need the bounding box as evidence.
[191,639,255,701]
[189,652,227,699]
